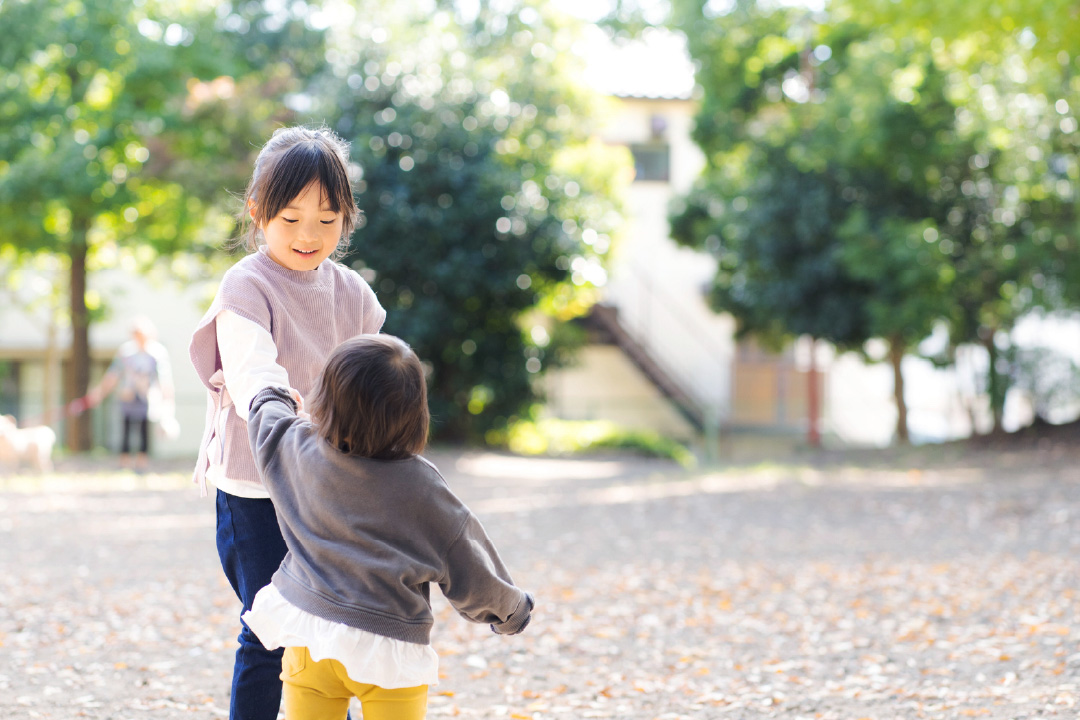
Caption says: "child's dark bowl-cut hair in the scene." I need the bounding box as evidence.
[240,125,359,259]
[309,335,429,460]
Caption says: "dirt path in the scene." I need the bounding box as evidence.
[2,449,1079,718]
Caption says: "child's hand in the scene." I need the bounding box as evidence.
[289,388,311,421]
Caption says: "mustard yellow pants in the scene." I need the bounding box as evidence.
[280,646,429,720]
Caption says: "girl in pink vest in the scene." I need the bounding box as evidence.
[189,126,386,720]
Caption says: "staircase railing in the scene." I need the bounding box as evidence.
[597,262,730,439]
[590,304,707,430]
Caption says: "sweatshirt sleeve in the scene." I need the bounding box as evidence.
[246,387,300,488]
[439,514,534,635]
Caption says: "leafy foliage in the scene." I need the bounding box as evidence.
[0,0,323,448]
[318,2,630,441]
[672,150,875,350]
[495,416,696,467]
[833,0,1080,65]
[1,0,631,448]
[668,0,1080,437]
[492,416,695,468]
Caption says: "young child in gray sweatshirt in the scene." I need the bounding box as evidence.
[242,334,533,720]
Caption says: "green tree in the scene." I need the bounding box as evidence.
[668,2,879,445]
[317,1,630,441]
[833,0,1080,65]
[830,0,1080,431]
[0,0,323,449]
[672,151,874,446]
[818,41,962,442]
[670,0,1080,439]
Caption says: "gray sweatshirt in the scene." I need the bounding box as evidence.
[248,387,532,645]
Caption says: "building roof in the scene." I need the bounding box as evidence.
[579,26,698,101]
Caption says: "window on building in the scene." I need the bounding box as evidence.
[630,144,670,182]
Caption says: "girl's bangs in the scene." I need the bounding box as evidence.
[260,142,351,220]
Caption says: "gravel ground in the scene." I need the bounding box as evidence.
[2,447,1079,719]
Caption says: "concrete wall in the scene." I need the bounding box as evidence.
[539,344,698,440]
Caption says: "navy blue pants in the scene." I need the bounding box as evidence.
[216,490,288,720]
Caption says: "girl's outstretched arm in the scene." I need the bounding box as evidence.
[246,386,300,482]
[439,513,534,636]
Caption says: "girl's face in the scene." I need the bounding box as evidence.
[257,181,344,272]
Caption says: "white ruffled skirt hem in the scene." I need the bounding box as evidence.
[242,584,440,689]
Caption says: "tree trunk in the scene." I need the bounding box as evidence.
[889,336,909,444]
[806,337,821,448]
[43,305,59,427]
[66,226,92,452]
[983,335,1003,434]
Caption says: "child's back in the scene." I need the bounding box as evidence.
[242,335,533,720]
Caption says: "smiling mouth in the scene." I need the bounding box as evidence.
[294,248,319,255]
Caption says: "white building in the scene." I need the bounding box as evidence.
[540,27,834,457]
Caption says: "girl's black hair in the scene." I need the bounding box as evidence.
[238,125,359,259]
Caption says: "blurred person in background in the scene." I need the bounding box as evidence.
[85,316,177,471]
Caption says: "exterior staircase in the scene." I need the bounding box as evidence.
[586,303,707,432]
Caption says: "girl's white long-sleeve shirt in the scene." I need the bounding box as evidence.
[206,310,288,499]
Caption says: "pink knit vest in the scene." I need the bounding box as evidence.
[189,249,386,495]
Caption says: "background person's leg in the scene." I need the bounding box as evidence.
[135,417,149,471]
[215,490,289,720]
[120,415,133,468]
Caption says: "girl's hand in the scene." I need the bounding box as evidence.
[289,388,311,421]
